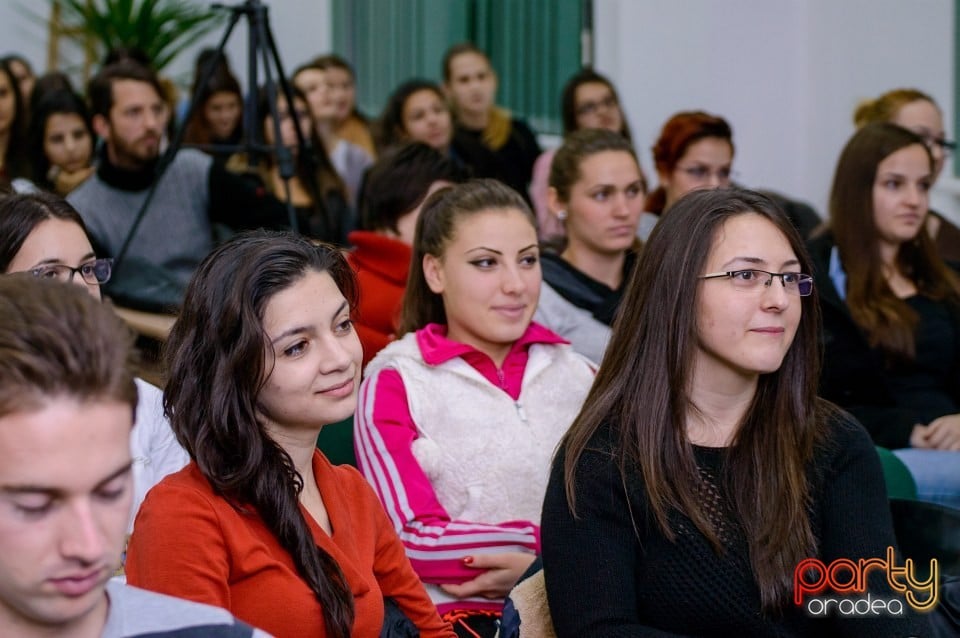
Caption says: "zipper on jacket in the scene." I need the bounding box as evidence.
[514,401,528,425]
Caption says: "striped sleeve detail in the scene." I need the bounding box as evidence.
[355,368,539,584]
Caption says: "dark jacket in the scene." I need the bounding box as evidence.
[808,233,960,448]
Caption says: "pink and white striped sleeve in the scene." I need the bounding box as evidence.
[354,367,540,584]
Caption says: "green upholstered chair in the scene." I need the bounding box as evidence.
[316,416,357,467]
[875,446,918,500]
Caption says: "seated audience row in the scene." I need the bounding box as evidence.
[0,182,946,636]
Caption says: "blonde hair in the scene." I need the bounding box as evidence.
[853,88,937,128]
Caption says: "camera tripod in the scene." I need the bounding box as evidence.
[115,0,334,272]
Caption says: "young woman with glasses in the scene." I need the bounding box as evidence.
[855,88,960,262]
[529,69,633,243]
[533,128,646,364]
[641,110,734,240]
[542,187,931,636]
[809,122,960,508]
[0,191,188,535]
[354,180,595,637]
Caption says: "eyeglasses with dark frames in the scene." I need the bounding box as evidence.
[575,95,618,117]
[699,269,813,296]
[920,135,957,152]
[30,258,113,285]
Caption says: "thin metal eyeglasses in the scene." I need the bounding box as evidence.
[700,269,813,296]
[30,258,113,285]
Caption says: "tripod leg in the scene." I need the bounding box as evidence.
[261,10,340,242]
[114,5,244,269]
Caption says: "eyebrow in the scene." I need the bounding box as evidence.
[877,170,930,179]
[0,461,133,497]
[31,252,97,268]
[465,244,538,256]
[269,300,349,346]
[720,256,800,269]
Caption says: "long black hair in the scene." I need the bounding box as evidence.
[163,230,359,637]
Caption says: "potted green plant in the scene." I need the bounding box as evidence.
[50,0,224,72]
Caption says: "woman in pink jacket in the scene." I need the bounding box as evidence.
[355,179,594,637]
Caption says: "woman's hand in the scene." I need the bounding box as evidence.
[54,166,95,196]
[912,415,960,450]
[438,552,536,599]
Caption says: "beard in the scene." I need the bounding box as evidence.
[107,127,162,170]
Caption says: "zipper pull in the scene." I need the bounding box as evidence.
[515,401,528,424]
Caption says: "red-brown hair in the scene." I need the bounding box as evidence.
[646,111,733,214]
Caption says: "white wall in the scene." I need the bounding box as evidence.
[593,0,955,219]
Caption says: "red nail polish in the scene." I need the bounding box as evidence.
[463,556,473,565]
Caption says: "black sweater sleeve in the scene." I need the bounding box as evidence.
[207,161,290,231]
[810,414,935,636]
[541,437,690,637]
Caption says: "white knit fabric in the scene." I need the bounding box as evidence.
[366,334,595,523]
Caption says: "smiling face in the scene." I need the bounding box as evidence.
[557,150,645,257]
[401,89,453,151]
[0,397,132,634]
[662,137,733,208]
[43,113,93,175]
[445,52,497,119]
[257,270,362,435]
[423,207,540,365]
[872,143,931,253]
[202,90,241,140]
[6,218,101,300]
[694,214,802,386]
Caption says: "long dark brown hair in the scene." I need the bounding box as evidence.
[561,188,828,610]
[828,122,960,360]
[163,230,358,638]
[398,179,534,335]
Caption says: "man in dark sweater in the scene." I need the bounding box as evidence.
[68,60,287,311]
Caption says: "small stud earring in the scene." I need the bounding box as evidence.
[556,210,567,221]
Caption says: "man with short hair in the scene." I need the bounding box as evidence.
[0,275,269,637]
[68,59,287,310]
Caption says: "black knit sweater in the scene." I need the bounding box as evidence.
[541,413,933,637]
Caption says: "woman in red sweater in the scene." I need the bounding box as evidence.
[349,142,462,367]
[126,231,453,638]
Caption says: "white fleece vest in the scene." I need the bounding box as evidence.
[366,333,595,523]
